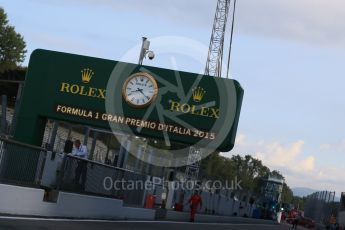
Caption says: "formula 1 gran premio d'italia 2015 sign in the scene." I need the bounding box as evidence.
[14,49,244,152]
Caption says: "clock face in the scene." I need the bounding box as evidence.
[122,72,158,108]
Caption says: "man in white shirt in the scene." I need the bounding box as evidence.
[73,140,88,191]
[73,139,88,158]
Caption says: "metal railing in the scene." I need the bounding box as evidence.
[0,104,14,135]
[0,137,46,186]
[304,191,336,225]
[0,136,149,207]
[0,136,265,214]
[57,155,148,206]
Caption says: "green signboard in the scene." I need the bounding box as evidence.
[14,49,243,152]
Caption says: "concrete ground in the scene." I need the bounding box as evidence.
[0,216,293,230]
[281,222,316,230]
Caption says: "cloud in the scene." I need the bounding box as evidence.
[254,140,315,173]
[27,0,345,49]
[29,0,214,28]
[223,136,345,195]
[224,136,316,174]
[285,165,345,197]
[48,0,345,48]
[235,133,246,146]
[238,0,345,48]
[319,139,345,152]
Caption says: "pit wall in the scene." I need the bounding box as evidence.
[0,183,155,220]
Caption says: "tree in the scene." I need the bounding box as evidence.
[200,154,271,193]
[270,170,285,180]
[0,7,26,72]
[291,196,307,210]
[281,183,294,204]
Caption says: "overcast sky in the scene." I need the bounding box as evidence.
[1,0,345,195]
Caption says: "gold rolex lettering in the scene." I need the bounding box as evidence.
[59,82,106,100]
[97,89,106,99]
[60,82,70,92]
[200,107,209,117]
[79,86,88,96]
[210,108,220,119]
[88,87,97,97]
[180,104,190,113]
[190,105,200,116]
[170,101,180,112]
[70,85,80,94]
[169,100,219,119]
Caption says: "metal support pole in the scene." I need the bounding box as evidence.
[83,126,90,146]
[89,131,98,160]
[105,146,110,164]
[117,136,127,168]
[122,140,131,169]
[160,158,166,178]
[116,136,131,169]
[139,146,146,172]
[1,95,7,134]
[49,121,59,151]
[138,37,148,65]
[67,125,72,140]
[10,83,23,135]
[134,145,143,173]
[117,148,124,168]
[332,191,335,203]
[145,147,153,175]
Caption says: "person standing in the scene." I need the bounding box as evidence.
[186,190,203,222]
[72,140,88,191]
[292,213,301,229]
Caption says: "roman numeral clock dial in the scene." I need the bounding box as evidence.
[122,72,158,108]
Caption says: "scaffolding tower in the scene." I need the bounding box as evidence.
[185,0,236,181]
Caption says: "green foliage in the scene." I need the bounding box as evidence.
[282,183,294,204]
[0,7,26,72]
[291,196,307,210]
[270,170,285,180]
[200,153,307,209]
[200,153,271,193]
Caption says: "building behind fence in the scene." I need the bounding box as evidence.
[0,137,149,207]
[0,136,262,217]
[1,99,267,218]
[338,193,345,227]
[304,190,337,225]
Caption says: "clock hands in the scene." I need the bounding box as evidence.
[124,73,158,107]
[137,88,149,98]
[130,88,141,93]
[130,88,149,98]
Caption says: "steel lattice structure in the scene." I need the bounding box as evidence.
[204,0,231,77]
[185,0,234,181]
[184,147,202,180]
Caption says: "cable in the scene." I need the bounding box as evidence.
[226,0,237,79]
